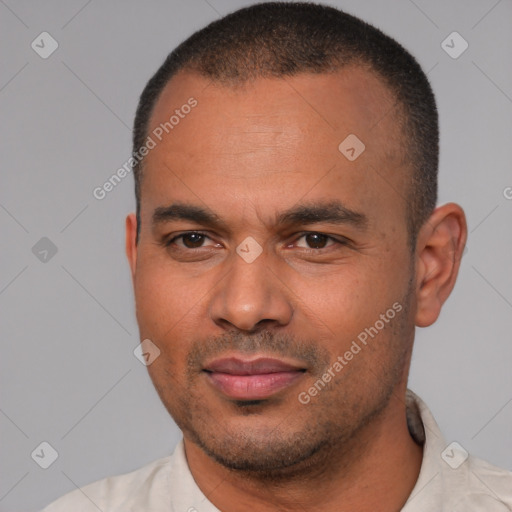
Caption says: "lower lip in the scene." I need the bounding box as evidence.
[205,371,304,400]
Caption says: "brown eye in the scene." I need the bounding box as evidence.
[178,233,206,248]
[165,232,214,249]
[295,233,336,250]
[304,233,330,249]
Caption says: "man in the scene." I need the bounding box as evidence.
[43,2,512,511]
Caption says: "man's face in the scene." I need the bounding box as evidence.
[127,67,417,474]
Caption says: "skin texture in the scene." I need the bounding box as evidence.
[125,67,467,512]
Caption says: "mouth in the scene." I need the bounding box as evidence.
[203,356,307,400]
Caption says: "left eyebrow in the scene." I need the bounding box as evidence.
[275,201,368,230]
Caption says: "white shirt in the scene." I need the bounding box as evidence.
[42,390,512,511]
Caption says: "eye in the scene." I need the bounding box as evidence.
[165,231,217,249]
[294,232,341,250]
[163,231,349,254]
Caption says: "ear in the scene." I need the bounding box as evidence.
[414,203,467,327]
[125,213,138,281]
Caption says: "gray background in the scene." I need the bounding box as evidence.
[1,0,511,510]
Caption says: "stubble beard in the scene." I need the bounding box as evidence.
[151,284,415,482]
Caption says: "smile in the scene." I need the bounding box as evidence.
[203,356,306,400]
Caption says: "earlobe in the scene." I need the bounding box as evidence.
[414,203,467,327]
[125,213,138,280]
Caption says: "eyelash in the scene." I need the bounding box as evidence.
[163,231,349,252]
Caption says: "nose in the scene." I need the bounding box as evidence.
[208,249,293,332]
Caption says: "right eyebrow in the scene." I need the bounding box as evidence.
[152,203,229,231]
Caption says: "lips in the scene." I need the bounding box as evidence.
[203,357,306,400]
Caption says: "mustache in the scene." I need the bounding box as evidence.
[187,330,331,376]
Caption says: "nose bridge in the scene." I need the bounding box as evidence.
[209,246,293,332]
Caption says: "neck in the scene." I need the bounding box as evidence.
[184,389,423,512]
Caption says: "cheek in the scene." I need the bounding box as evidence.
[285,257,406,350]
[134,261,197,339]
[134,267,197,386]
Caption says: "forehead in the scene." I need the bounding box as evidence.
[148,66,401,149]
[140,67,408,234]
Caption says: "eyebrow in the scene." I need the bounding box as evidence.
[152,203,228,230]
[152,200,368,231]
[275,201,367,229]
